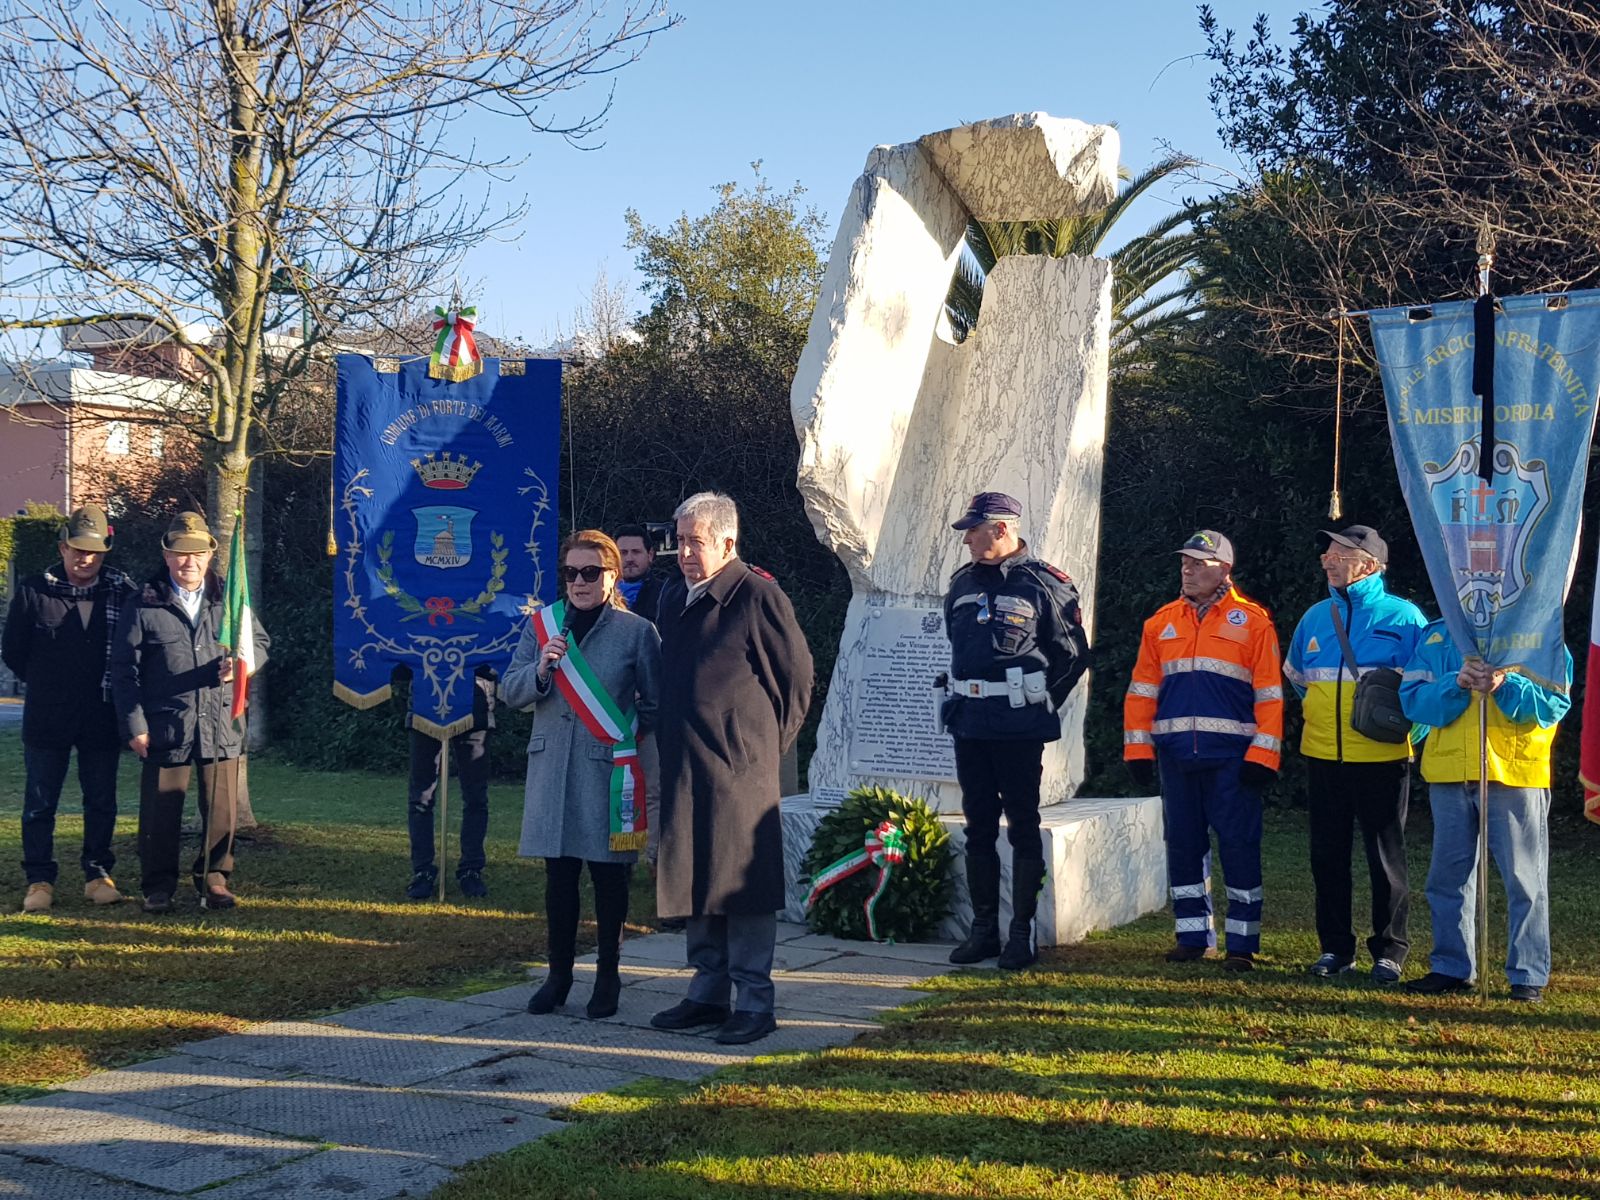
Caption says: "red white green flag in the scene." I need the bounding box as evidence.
[218,514,257,720]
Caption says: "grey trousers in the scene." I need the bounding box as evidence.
[685,913,778,1015]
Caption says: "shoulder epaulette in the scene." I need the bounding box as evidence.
[748,565,775,582]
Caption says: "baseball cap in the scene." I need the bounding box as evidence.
[1321,525,1389,565]
[951,491,1023,531]
[1175,529,1235,564]
[61,504,113,552]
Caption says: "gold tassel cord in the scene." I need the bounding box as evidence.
[1329,313,1346,522]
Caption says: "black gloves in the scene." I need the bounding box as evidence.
[1125,759,1156,791]
[1240,761,1278,791]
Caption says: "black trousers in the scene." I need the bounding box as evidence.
[542,856,630,971]
[953,737,1046,862]
[1307,756,1411,964]
[407,728,490,875]
[22,738,121,884]
[138,756,239,897]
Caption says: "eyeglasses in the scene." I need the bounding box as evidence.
[561,565,607,583]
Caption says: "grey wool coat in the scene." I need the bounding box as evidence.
[655,560,813,917]
[500,604,661,863]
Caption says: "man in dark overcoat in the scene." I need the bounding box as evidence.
[650,492,812,1045]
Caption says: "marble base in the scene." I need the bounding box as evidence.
[782,792,1166,947]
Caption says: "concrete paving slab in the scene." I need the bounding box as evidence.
[457,982,538,1010]
[182,1078,560,1167]
[417,1053,640,1116]
[318,996,502,1037]
[180,1021,503,1088]
[0,1091,314,1193]
[782,954,954,985]
[463,1011,743,1082]
[615,932,696,964]
[619,966,927,1018]
[774,920,811,942]
[54,1053,287,1111]
[565,957,690,980]
[780,932,961,966]
[195,1147,453,1200]
[0,1153,174,1200]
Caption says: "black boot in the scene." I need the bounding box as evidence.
[529,857,579,1014]
[950,851,1003,964]
[998,857,1047,971]
[587,862,629,1019]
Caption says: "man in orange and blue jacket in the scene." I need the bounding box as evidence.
[1123,530,1283,970]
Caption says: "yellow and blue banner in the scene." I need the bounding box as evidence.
[1369,291,1600,689]
[333,354,561,737]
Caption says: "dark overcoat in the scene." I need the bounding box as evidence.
[111,573,271,765]
[2,571,135,748]
[655,559,813,916]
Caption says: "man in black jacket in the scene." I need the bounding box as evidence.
[3,505,136,912]
[649,492,813,1046]
[614,524,667,625]
[112,512,270,913]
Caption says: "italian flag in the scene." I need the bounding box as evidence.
[1583,544,1600,825]
[218,514,257,721]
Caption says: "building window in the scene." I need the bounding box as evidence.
[105,421,130,455]
[148,426,164,457]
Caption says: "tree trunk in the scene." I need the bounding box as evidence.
[209,450,261,829]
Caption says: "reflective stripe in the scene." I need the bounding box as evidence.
[1225,918,1261,936]
[1226,886,1263,903]
[1151,716,1257,737]
[1250,733,1282,752]
[1126,681,1161,699]
[1282,662,1306,687]
[1302,665,1386,683]
[1124,730,1153,745]
[1174,916,1213,933]
[1255,685,1283,702]
[1162,656,1253,684]
[1170,883,1209,900]
[1403,668,1435,682]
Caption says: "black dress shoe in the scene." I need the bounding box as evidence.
[649,999,730,1031]
[714,1011,777,1044]
[142,891,173,914]
[1404,971,1472,995]
[1509,984,1544,1003]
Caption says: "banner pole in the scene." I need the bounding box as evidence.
[437,733,450,904]
[1477,690,1490,1000]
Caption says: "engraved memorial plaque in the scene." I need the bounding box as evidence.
[847,606,957,780]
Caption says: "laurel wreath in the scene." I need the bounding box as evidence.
[374,529,507,624]
[803,787,954,943]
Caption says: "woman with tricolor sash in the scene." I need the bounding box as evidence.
[502,530,661,1019]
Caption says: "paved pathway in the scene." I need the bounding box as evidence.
[0,922,959,1199]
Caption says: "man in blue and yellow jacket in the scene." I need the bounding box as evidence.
[1283,526,1428,984]
[1399,624,1571,1002]
[1124,530,1283,970]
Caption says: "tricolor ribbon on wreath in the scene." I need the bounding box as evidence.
[430,305,482,382]
[532,602,647,852]
[805,820,909,942]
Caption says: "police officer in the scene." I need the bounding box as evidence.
[942,492,1090,969]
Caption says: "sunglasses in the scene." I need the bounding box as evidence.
[561,565,608,583]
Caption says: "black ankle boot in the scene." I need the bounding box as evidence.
[950,852,1003,964]
[527,968,573,1014]
[587,961,621,1019]
[998,857,1047,971]
[586,860,630,1019]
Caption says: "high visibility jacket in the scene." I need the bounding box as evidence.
[1124,586,1284,770]
[1399,621,1571,788]
[1282,571,1429,763]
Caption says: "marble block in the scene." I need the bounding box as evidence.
[782,792,1166,948]
[792,113,1116,812]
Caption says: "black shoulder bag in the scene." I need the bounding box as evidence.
[1328,603,1411,744]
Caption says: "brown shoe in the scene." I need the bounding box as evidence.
[1223,953,1255,973]
[1165,943,1218,963]
[22,882,54,913]
[198,873,237,910]
[84,877,123,905]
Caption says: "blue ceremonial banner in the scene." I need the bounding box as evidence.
[1369,291,1600,688]
[333,355,560,736]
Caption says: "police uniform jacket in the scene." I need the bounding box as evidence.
[942,548,1090,741]
[111,572,271,766]
[1123,585,1283,770]
[1283,571,1428,763]
[654,559,813,917]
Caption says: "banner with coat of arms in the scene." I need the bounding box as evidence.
[333,354,561,737]
[1368,291,1600,689]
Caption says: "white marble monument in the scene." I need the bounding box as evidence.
[783,112,1167,946]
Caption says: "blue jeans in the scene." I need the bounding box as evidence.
[1425,782,1550,987]
[22,741,121,884]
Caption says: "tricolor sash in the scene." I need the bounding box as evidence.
[533,601,647,851]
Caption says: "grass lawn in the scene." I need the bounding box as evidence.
[439,804,1600,1200]
[0,730,653,1099]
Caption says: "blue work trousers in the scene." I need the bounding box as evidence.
[1159,756,1264,954]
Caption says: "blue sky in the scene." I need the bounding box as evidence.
[460,0,1317,345]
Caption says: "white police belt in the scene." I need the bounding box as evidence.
[949,668,1051,710]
